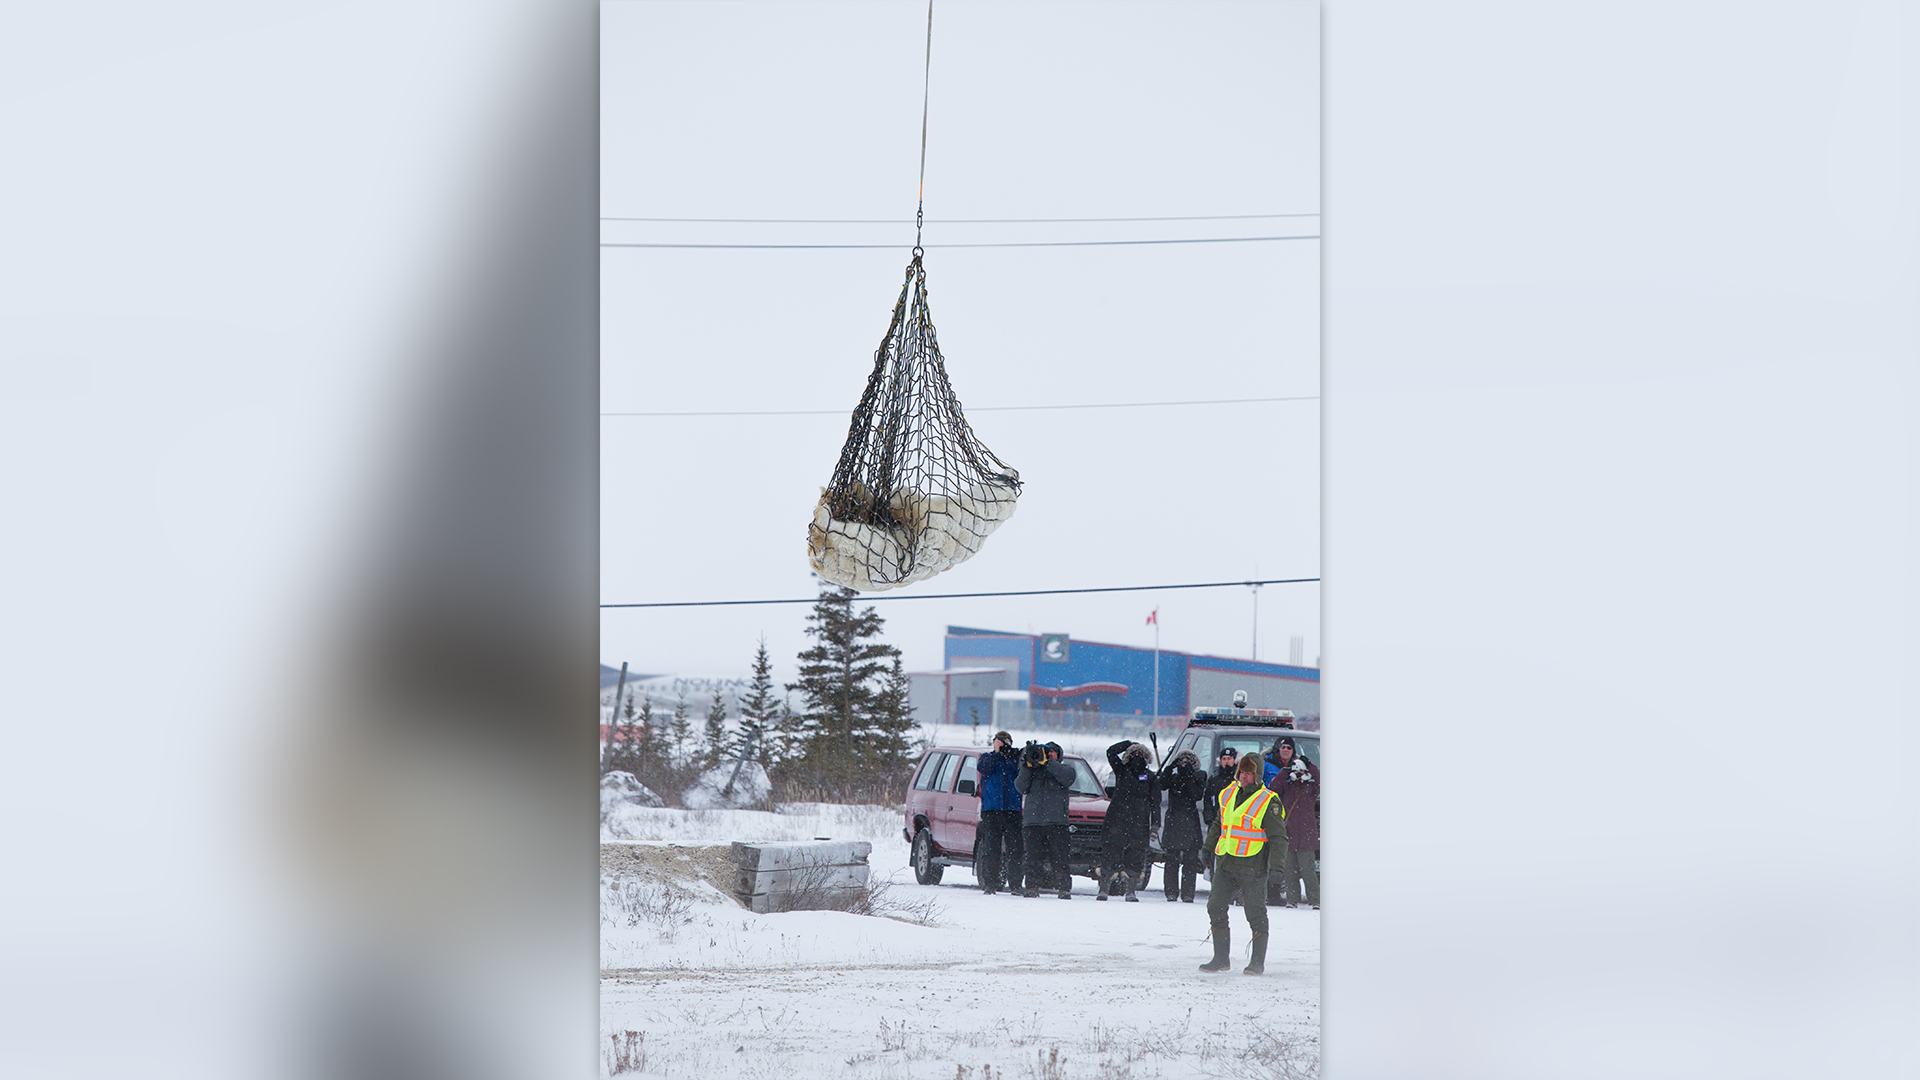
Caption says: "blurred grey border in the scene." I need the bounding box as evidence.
[289,4,600,1077]
[204,2,602,1076]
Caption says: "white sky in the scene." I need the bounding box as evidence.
[600,0,1321,686]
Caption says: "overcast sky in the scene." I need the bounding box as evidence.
[601,0,1319,688]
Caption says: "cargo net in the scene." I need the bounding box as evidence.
[809,256,1021,592]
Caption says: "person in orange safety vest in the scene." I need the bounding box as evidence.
[1199,753,1282,974]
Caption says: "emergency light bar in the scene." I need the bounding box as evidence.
[1189,706,1295,728]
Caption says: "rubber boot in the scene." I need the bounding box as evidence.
[1123,873,1138,902]
[1096,876,1109,901]
[1244,931,1268,975]
[1199,925,1232,972]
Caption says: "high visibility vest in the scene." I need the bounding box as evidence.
[1215,783,1278,858]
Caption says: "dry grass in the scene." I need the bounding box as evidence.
[604,1030,646,1075]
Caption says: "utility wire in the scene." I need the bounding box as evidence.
[600,213,1319,223]
[601,577,1320,609]
[600,395,1318,418]
[602,234,1317,250]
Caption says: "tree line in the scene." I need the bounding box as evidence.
[601,585,920,805]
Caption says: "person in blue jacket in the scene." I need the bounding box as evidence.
[975,731,1025,895]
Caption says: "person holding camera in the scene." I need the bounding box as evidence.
[1157,749,1207,903]
[1200,752,1281,975]
[974,731,1024,895]
[1099,740,1158,901]
[1015,740,1075,899]
[1267,736,1319,909]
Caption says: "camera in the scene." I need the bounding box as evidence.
[1021,741,1047,768]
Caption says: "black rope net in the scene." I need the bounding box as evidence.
[809,256,1021,592]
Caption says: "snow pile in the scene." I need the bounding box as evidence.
[601,771,665,837]
[602,770,665,810]
[679,759,772,811]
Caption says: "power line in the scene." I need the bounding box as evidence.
[601,577,1319,609]
[600,395,1318,418]
[601,234,1316,250]
[601,212,1319,224]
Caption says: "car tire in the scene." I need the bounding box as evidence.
[912,829,944,886]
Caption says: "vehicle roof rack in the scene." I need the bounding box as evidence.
[1189,706,1295,728]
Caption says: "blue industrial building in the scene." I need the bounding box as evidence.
[910,626,1320,732]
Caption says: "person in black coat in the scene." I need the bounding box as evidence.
[1156,749,1208,902]
[1099,740,1158,901]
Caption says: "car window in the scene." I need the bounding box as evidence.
[1219,736,1271,764]
[957,755,979,791]
[1293,737,1319,770]
[937,753,962,793]
[913,753,946,791]
[1063,758,1105,797]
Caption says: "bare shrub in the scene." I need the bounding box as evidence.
[602,879,696,940]
[1019,1047,1067,1080]
[863,875,945,926]
[605,1030,645,1075]
[1216,1033,1319,1080]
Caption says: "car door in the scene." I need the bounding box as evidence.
[908,752,947,838]
[949,754,982,857]
[930,752,965,852]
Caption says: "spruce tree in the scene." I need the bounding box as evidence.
[771,694,805,772]
[701,690,730,770]
[785,584,906,795]
[634,695,666,782]
[737,638,779,768]
[668,690,692,769]
[604,690,640,775]
[872,654,918,764]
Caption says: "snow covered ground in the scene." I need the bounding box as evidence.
[601,799,1319,1079]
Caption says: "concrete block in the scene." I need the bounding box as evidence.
[731,840,872,872]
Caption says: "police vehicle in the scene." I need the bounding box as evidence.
[1150,691,1319,885]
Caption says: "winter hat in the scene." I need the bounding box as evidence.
[1125,741,1151,762]
[1275,737,1297,754]
[993,730,1013,746]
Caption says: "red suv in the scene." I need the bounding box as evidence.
[902,745,1110,886]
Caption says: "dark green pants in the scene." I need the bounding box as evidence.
[1205,850,1269,934]
[1277,843,1319,906]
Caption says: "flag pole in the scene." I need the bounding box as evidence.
[1152,607,1160,724]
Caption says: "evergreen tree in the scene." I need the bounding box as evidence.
[785,584,907,794]
[668,690,692,768]
[604,690,640,775]
[771,694,805,772]
[737,638,779,768]
[872,654,917,764]
[700,690,730,770]
[634,695,666,782]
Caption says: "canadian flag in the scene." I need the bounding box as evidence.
[1145,609,1157,626]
